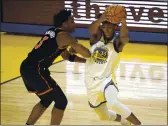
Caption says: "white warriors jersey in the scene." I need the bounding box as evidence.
[85,33,121,84]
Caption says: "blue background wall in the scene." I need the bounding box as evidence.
[1,23,168,44]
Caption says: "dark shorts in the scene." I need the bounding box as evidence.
[20,60,57,96]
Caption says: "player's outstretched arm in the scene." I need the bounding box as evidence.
[115,18,129,52]
[89,13,107,35]
[57,32,91,58]
[89,13,108,44]
[120,18,129,45]
[61,50,87,63]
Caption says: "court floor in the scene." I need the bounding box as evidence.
[0,32,167,125]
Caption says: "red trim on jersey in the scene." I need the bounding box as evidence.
[38,88,53,96]
[37,61,51,89]
[36,49,65,95]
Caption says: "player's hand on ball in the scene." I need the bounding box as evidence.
[104,5,127,24]
[121,18,127,25]
[122,6,127,19]
[99,12,108,22]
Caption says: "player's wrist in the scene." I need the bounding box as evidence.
[97,18,104,23]
[121,18,127,25]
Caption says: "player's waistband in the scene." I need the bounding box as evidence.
[86,74,112,81]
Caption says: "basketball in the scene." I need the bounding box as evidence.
[105,5,127,24]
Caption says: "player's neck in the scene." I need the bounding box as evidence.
[105,34,115,43]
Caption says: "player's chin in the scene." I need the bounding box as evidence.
[106,35,113,39]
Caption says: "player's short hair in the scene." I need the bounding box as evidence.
[53,9,72,27]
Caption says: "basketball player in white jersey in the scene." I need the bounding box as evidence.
[84,11,142,125]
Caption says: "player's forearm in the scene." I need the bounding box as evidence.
[88,19,102,35]
[61,50,87,63]
[73,44,91,58]
[74,56,87,63]
[119,20,129,44]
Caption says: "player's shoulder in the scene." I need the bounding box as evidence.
[45,27,64,34]
[56,31,74,44]
[57,31,71,39]
[43,27,56,38]
[45,27,55,33]
[44,27,67,39]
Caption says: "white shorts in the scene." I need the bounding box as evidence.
[85,76,119,108]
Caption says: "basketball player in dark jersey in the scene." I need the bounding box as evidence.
[20,9,91,125]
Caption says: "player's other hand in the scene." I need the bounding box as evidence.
[69,47,77,54]
[99,12,108,22]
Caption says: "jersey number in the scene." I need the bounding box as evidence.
[34,36,49,49]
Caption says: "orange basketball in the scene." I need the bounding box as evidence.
[105,5,126,24]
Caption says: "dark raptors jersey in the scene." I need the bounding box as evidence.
[25,28,66,68]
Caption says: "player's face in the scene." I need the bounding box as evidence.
[66,16,76,32]
[101,23,115,40]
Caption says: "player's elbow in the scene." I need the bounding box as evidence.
[120,36,129,44]
[88,26,92,33]
[88,27,95,35]
[88,24,97,35]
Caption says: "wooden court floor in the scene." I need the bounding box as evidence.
[0,32,167,125]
